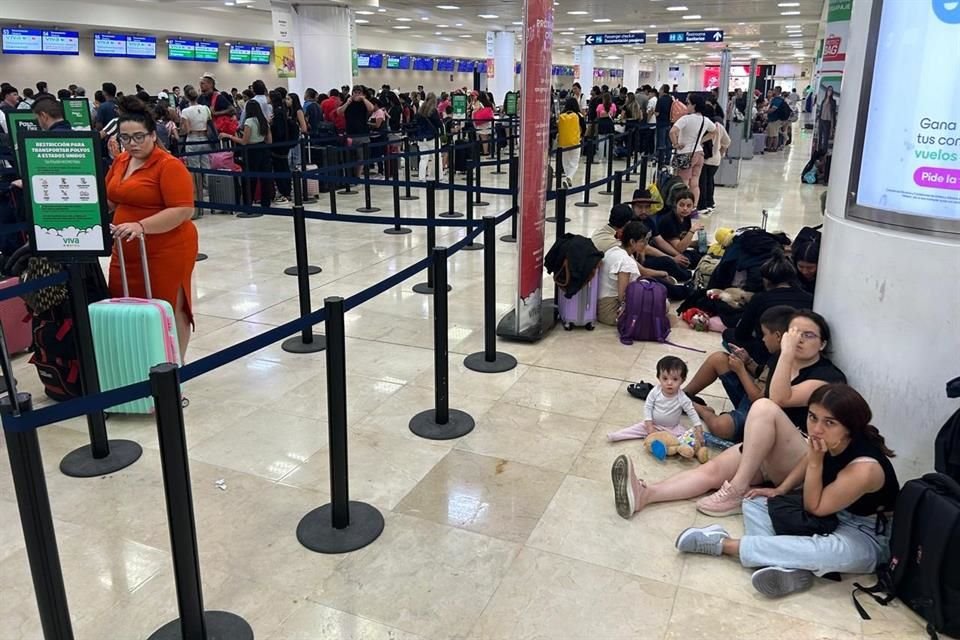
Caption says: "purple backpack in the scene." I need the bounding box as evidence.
[618,280,670,345]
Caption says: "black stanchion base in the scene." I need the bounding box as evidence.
[500,234,517,243]
[338,188,358,196]
[461,242,484,251]
[356,207,382,213]
[148,611,254,640]
[491,170,506,175]
[60,439,143,478]
[545,216,571,223]
[575,201,599,208]
[495,300,557,343]
[281,334,327,354]
[196,253,208,262]
[236,212,263,219]
[439,211,464,218]
[412,282,453,295]
[473,200,490,207]
[599,190,614,196]
[383,227,413,235]
[409,408,475,440]
[283,265,322,276]
[398,195,420,201]
[297,501,385,554]
[622,177,637,184]
[464,351,518,373]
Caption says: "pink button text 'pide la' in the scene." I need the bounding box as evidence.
[913,167,960,190]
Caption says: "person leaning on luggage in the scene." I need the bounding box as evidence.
[597,220,653,326]
[106,96,198,361]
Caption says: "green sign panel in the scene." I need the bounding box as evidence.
[18,131,110,259]
[827,0,852,22]
[61,98,92,130]
[4,111,39,156]
[504,91,518,117]
[452,94,467,117]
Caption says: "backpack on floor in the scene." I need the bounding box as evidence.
[618,279,670,345]
[937,408,960,484]
[852,473,960,639]
[30,306,83,402]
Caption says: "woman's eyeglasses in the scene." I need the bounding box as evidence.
[797,331,820,341]
[117,132,151,145]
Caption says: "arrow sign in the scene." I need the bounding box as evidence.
[584,32,646,46]
[657,30,723,44]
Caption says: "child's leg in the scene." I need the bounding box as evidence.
[606,422,652,442]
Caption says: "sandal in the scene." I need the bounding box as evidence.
[627,381,654,400]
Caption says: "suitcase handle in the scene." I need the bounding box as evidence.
[115,234,152,299]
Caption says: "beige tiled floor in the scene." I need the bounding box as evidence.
[0,130,931,638]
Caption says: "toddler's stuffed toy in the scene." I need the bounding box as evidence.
[680,307,711,331]
[707,227,735,257]
[645,430,710,463]
[707,287,754,309]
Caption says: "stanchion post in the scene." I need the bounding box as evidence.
[639,153,649,189]
[462,161,482,251]
[623,130,635,184]
[409,246,475,439]
[440,141,462,218]
[325,145,338,215]
[1,388,75,640]
[338,143,357,196]
[60,263,142,478]
[282,172,326,354]
[473,132,488,207]
[575,141,598,208]
[464,217,517,373]
[500,156,519,243]
[556,187,567,238]
[299,135,316,200]
[508,116,516,163]
[399,137,418,201]
[384,170,412,235]
[555,146,564,192]
[356,143,381,213]
[600,134,616,196]
[413,183,450,294]
[297,297,385,554]
[614,171,624,206]
[492,121,505,174]
[146,364,254,640]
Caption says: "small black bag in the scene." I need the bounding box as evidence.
[768,492,839,536]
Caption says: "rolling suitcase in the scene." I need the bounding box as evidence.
[207,172,239,214]
[89,236,180,414]
[558,272,600,331]
[753,133,766,155]
[0,277,33,354]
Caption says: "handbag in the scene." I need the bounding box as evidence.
[768,492,839,536]
[671,116,706,170]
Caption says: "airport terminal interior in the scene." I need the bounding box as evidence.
[1,0,958,638]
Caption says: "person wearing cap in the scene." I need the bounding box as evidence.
[198,74,233,120]
[592,203,677,281]
[626,189,694,285]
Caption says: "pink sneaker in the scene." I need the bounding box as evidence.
[696,480,744,517]
[611,455,645,519]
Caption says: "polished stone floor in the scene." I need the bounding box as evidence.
[0,129,929,639]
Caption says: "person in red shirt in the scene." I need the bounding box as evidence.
[320,88,345,133]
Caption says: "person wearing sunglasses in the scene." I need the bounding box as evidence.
[612,310,847,520]
[105,96,198,360]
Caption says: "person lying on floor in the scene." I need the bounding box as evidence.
[673,383,899,599]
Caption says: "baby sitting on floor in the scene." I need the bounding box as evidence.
[608,355,703,446]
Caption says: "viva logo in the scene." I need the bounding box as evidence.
[933,0,960,23]
[62,237,80,245]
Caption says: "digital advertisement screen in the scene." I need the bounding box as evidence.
[2,28,42,54]
[195,40,219,61]
[850,0,960,234]
[41,30,78,55]
[168,38,196,60]
[413,57,434,71]
[436,58,454,72]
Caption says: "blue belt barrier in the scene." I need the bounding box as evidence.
[0,271,69,303]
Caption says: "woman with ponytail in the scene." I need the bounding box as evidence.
[672,383,900,598]
[106,96,198,360]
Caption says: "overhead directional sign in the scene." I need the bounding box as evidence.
[584,32,647,46]
[657,30,724,44]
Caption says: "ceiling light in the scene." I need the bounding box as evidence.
[784,24,802,28]
[355,10,374,14]
[224,41,231,46]
[778,2,800,5]
[629,29,645,33]
[459,34,471,37]
[512,21,523,25]
[780,10,800,15]
[567,10,588,14]
[436,4,459,8]
[438,23,449,27]
[393,25,411,29]
[593,18,611,22]
[435,31,442,34]
[396,17,412,21]
[421,17,430,21]
[682,14,701,19]
[649,24,657,28]
[455,22,463,26]
[478,14,499,18]
[789,33,803,37]
[377,8,386,12]
[355,19,369,23]
[606,55,619,59]
[704,27,721,30]
[666,6,689,11]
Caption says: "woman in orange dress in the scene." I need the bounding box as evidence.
[105,96,198,360]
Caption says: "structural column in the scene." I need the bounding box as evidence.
[815,0,959,479]
[576,45,594,90]
[622,54,641,91]
[490,31,515,105]
[285,5,353,96]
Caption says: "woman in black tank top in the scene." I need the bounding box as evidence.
[673,384,900,598]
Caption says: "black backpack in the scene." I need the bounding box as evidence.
[853,473,960,639]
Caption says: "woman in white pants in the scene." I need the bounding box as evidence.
[416,93,444,181]
[672,383,899,598]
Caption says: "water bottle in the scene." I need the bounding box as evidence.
[697,228,708,254]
